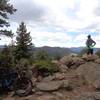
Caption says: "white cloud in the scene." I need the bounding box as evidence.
[28,26,72,47]
[76,0,97,19]
[32,0,99,32]
[0,36,11,45]
[74,34,87,42]
[94,34,100,47]
[9,0,100,32]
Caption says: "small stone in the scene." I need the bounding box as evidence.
[35,91,44,96]
[32,89,36,93]
[54,73,65,80]
[42,75,55,82]
[52,92,63,98]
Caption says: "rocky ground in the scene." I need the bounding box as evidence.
[1,54,100,100]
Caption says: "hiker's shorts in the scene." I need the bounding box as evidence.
[87,48,93,55]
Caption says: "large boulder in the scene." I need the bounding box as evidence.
[60,55,73,67]
[58,64,68,72]
[60,55,85,68]
[76,62,100,89]
[72,57,85,67]
[95,58,100,64]
[51,60,68,72]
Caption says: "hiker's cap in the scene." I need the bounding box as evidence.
[87,35,91,38]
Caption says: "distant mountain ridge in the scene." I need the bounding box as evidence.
[33,46,73,57]
[70,47,84,53]
[0,45,100,57]
[70,47,100,53]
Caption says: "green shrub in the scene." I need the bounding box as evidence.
[53,55,62,60]
[16,58,33,78]
[78,48,87,57]
[35,50,50,60]
[35,60,58,75]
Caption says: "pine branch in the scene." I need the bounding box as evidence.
[0,0,16,15]
[0,19,9,27]
[0,11,8,19]
[0,30,13,37]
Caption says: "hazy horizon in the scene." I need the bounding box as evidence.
[0,44,100,49]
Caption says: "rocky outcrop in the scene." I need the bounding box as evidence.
[2,54,100,100]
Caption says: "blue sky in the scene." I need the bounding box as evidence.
[1,0,100,47]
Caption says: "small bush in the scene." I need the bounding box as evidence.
[16,58,30,70]
[35,60,58,76]
[54,55,62,60]
[78,48,88,57]
[35,50,49,60]
[0,45,15,68]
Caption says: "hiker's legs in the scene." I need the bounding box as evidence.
[90,49,93,55]
[87,48,90,55]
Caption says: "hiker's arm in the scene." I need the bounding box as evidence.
[92,39,96,46]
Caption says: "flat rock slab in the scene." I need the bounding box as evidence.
[36,81,63,91]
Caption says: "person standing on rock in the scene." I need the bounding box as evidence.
[86,35,96,55]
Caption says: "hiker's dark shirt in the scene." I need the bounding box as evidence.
[86,38,96,48]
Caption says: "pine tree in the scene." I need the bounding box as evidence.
[15,22,33,61]
[0,0,16,36]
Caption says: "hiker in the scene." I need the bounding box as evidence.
[86,35,96,55]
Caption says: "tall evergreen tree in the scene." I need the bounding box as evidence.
[15,22,33,61]
[0,0,16,37]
